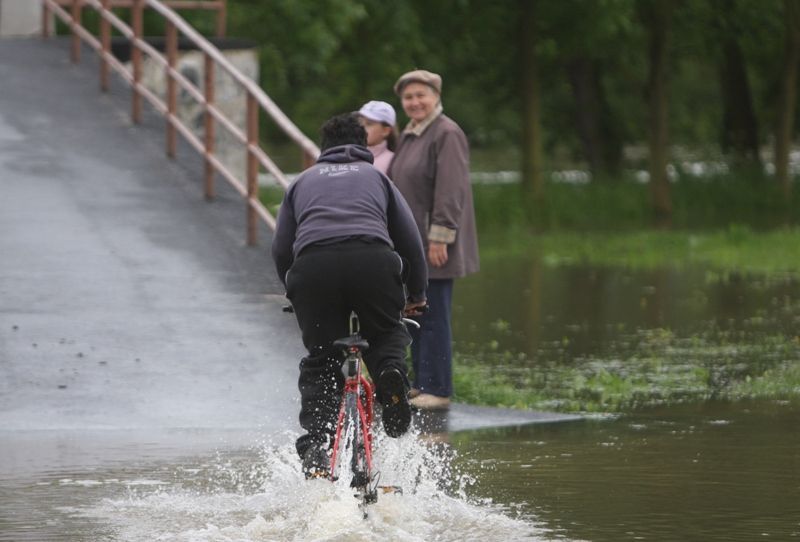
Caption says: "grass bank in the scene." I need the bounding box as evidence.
[473,174,798,232]
[479,226,800,273]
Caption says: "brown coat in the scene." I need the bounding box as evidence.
[388,114,479,279]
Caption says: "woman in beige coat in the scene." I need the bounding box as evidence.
[388,69,479,410]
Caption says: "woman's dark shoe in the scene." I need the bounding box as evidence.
[378,368,411,437]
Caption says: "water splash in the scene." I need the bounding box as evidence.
[79,430,560,541]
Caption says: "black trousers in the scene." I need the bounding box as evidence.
[286,240,410,457]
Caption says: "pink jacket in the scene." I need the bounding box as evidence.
[369,140,394,175]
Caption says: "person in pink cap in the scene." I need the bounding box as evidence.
[357,100,398,175]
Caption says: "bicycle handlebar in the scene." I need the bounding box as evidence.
[401,317,421,329]
[283,304,423,329]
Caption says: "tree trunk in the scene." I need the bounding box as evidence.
[775,0,800,198]
[642,0,673,227]
[719,37,761,169]
[520,0,544,203]
[566,57,623,180]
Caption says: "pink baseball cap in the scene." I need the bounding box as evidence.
[358,100,396,126]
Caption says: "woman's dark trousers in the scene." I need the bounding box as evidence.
[409,278,453,397]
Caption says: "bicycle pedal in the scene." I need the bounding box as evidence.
[377,485,403,495]
[364,490,378,504]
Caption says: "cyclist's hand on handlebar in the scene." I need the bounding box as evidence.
[404,300,427,317]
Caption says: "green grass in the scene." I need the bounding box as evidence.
[473,174,797,232]
[479,226,800,274]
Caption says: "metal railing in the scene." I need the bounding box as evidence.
[41,0,320,243]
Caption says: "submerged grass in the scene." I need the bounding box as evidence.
[453,335,800,413]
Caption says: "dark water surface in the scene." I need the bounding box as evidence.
[453,257,800,361]
[452,399,800,541]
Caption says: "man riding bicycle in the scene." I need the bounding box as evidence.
[271,113,428,478]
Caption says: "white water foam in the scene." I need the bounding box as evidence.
[80,430,561,541]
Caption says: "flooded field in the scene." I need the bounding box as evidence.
[452,257,800,410]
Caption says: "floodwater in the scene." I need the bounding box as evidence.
[453,257,800,362]
[3,259,799,541]
[0,430,550,541]
[452,399,800,541]
[2,401,797,541]
[452,257,800,408]
[447,257,800,540]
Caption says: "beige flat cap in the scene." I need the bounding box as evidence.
[394,69,442,96]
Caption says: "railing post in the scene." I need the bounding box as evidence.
[100,0,111,91]
[246,93,259,245]
[131,0,144,124]
[42,1,51,39]
[216,0,227,38]
[204,53,216,200]
[71,0,82,63]
[165,20,178,158]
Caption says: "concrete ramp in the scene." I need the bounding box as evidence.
[416,404,583,434]
[0,37,302,438]
[0,39,578,472]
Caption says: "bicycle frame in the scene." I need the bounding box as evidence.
[283,305,416,510]
[329,343,376,500]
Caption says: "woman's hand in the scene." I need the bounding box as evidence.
[428,242,448,267]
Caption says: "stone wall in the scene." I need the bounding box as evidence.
[0,0,42,37]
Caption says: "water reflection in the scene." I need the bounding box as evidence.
[454,258,800,360]
[452,258,800,408]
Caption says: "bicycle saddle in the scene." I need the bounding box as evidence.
[333,336,370,351]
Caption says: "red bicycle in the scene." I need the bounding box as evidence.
[329,312,414,510]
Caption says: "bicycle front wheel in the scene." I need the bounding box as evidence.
[346,393,368,489]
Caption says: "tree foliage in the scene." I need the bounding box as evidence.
[226,0,787,156]
[220,0,795,223]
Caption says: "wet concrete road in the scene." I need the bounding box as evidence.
[0,37,304,470]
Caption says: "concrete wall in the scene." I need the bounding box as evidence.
[0,0,42,37]
[138,48,260,181]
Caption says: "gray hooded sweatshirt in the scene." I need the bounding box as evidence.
[271,144,427,302]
